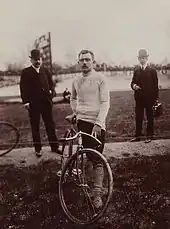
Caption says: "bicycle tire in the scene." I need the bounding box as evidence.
[59,148,113,225]
[0,121,20,157]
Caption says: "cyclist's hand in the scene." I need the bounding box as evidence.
[92,124,101,138]
[23,103,30,110]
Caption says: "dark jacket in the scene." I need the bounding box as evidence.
[131,66,159,104]
[20,66,55,105]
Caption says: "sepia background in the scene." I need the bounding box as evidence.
[1,1,170,228]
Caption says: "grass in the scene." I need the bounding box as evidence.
[0,88,170,228]
[0,89,170,148]
[0,154,170,229]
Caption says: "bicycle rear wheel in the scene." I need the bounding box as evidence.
[59,148,113,225]
[0,122,20,156]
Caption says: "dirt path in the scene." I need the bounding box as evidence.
[0,139,170,167]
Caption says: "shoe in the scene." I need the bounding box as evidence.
[93,196,103,209]
[35,150,43,157]
[145,137,152,143]
[51,147,63,155]
[130,137,141,142]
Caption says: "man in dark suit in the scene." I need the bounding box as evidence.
[20,49,61,156]
[131,49,159,143]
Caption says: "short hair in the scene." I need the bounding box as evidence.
[78,49,95,60]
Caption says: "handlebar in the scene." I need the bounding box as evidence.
[59,131,102,145]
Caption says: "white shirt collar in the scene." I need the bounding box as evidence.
[140,63,148,70]
[31,65,40,73]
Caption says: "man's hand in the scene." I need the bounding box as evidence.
[133,84,141,91]
[92,124,101,138]
[23,103,30,110]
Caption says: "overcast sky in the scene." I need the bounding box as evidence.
[0,0,170,69]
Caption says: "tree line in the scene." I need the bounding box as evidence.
[1,62,170,76]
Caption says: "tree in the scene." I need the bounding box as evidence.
[52,62,63,74]
[5,62,24,75]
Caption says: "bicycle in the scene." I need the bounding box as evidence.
[0,121,20,157]
[58,115,113,225]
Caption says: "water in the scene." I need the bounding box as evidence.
[0,72,170,97]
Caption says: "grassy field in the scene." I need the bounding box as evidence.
[0,154,170,229]
[1,89,170,228]
[0,89,170,148]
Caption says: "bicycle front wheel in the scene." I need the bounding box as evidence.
[59,148,113,225]
[0,122,20,156]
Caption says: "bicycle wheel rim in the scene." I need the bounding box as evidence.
[59,148,113,225]
[0,122,19,157]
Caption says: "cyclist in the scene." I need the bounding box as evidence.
[70,49,110,208]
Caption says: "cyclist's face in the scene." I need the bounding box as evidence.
[78,53,94,73]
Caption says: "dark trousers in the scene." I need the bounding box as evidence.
[77,119,105,154]
[28,101,58,152]
[135,102,154,137]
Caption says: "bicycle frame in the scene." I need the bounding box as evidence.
[60,130,102,152]
[59,128,102,177]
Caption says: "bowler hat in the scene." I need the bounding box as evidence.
[138,49,149,58]
[29,49,41,60]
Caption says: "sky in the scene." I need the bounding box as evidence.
[0,0,170,69]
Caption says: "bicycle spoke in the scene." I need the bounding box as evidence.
[77,160,97,217]
[79,156,97,216]
[59,148,113,225]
